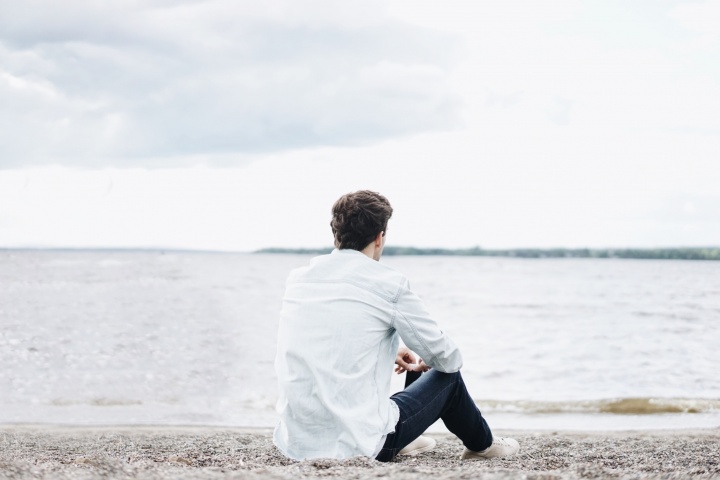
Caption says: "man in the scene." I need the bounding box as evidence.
[273,190,519,462]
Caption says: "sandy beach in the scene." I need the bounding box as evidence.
[1,425,718,479]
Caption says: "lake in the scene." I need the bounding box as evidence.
[1,251,718,430]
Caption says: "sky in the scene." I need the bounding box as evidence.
[1,0,719,251]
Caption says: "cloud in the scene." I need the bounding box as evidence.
[669,0,720,47]
[0,0,460,167]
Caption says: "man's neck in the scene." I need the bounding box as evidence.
[360,244,381,261]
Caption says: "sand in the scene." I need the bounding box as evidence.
[1,425,719,479]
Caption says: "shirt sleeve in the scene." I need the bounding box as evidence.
[393,280,463,373]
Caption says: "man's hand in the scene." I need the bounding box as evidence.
[394,346,431,374]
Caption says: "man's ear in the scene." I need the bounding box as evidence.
[375,231,384,247]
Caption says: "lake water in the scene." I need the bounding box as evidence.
[1,251,718,431]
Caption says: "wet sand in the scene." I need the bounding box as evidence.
[1,425,719,479]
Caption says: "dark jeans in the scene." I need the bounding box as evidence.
[375,369,493,462]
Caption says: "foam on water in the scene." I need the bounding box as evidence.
[477,397,720,415]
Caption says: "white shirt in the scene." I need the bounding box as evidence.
[273,248,463,460]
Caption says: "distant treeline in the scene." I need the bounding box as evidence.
[255,246,720,260]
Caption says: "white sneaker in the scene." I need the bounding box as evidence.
[460,437,519,460]
[398,435,436,456]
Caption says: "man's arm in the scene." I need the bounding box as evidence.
[393,282,463,373]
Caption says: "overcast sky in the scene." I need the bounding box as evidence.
[1,0,719,251]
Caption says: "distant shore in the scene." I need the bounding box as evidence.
[3,246,719,260]
[256,246,720,260]
[1,425,718,479]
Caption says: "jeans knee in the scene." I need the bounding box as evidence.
[440,370,462,381]
[430,369,462,387]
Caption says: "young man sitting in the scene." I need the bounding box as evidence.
[274,190,519,462]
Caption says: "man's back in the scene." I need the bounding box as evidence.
[274,249,404,459]
[274,247,464,459]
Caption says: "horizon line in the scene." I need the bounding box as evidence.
[2,245,720,253]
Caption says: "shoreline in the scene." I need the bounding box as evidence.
[3,422,719,433]
[2,425,719,479]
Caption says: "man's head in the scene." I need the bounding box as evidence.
[331,190,393,257]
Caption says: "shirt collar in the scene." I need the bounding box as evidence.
[332,248,367,258]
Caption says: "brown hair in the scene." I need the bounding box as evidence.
[330,190,393,250]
